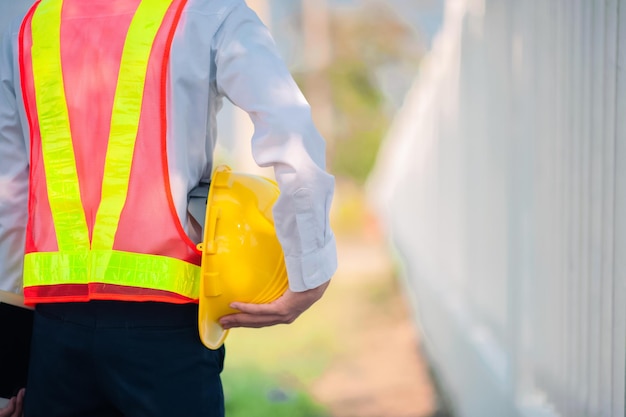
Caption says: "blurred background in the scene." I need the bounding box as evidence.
[3,0,626,416]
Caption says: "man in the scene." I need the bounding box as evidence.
[0,0,337,415]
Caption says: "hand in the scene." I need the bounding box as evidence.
[0,389,25,417]
[219,281,330,329]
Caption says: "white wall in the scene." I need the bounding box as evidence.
[368,0,626,416]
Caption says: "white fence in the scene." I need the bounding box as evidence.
[368,0,626,416]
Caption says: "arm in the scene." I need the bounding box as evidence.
[0,24,29,294]
[213,2,337,328]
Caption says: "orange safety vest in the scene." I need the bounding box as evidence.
[19,0,201,305]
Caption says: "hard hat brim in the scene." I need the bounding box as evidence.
[198,298,230,350]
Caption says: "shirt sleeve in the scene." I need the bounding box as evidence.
[213,1,337,292]
[0,24,29,294]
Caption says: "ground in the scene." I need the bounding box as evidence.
[224,192,445,417]
[309,235,440,417]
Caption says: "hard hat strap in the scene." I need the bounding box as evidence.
[188,182,211,230]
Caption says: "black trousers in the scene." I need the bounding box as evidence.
[23,301,225,417]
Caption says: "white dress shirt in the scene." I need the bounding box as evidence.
[0,0,337,295]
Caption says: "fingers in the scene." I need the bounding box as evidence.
[1,388,25,417]
[0,397,16,417]
[13,389,25,417]
[220,312,290,329]
[229,301,279,315]
[220,300,294,328]
[219,281,332,330]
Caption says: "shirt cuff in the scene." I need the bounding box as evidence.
[285,234,337,292]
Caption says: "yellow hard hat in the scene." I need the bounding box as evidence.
[196,165,289,350]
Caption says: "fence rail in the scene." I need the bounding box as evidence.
[368,1,626,416]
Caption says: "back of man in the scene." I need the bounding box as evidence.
[0,0,337,415]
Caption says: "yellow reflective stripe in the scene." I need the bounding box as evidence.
[24,251,200,298]
[91,0,174,250]
[24,251,90,285]
[31,0,90,251]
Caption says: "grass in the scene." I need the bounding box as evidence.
[220,183,383,417]
[223,367,330,417]
[220,262,343,416]
[221,309,337,416]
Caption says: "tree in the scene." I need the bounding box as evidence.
[295,1,423,184]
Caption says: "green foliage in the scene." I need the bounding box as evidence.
[327,60,388,183]
[223,367,330,417]
[298,3,422,184]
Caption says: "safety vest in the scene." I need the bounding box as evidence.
[19,0,201,305]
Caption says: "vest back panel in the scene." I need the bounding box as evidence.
[19,0,201,305]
